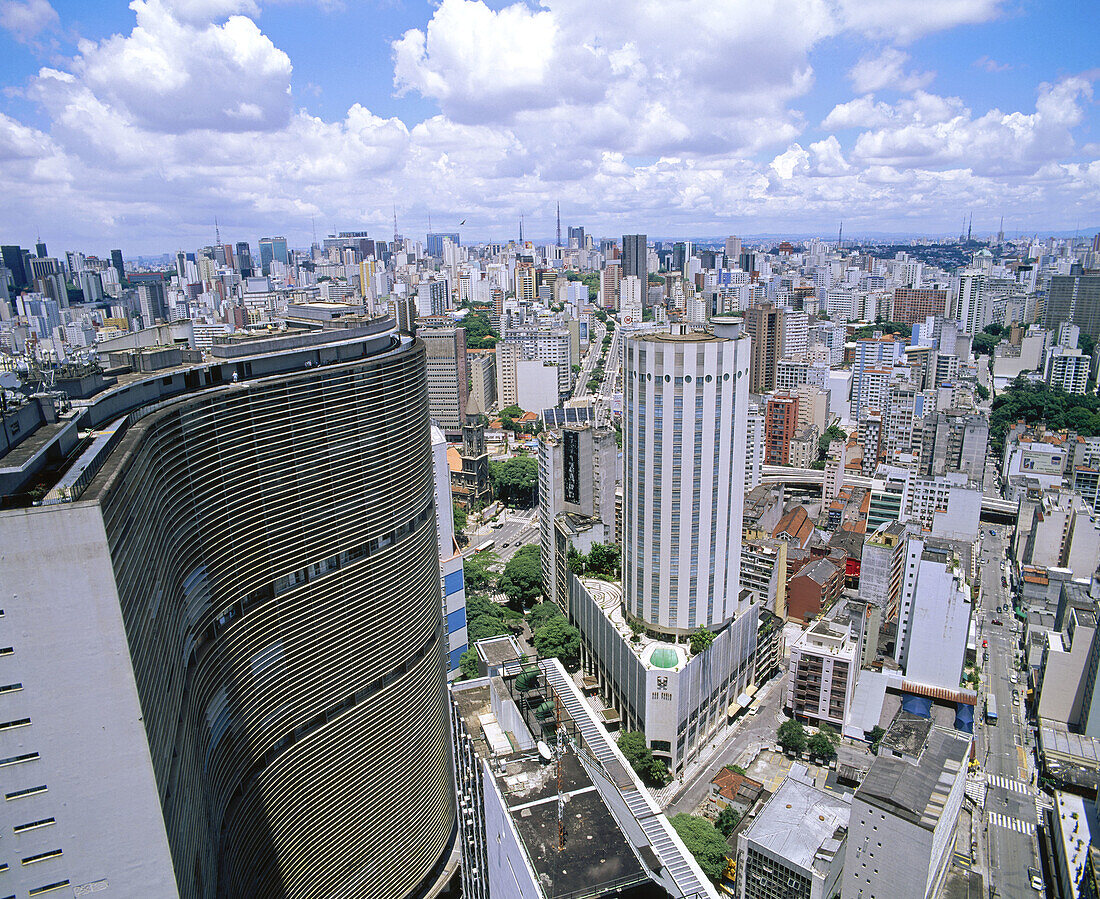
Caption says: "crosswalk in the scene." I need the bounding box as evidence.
[986,773,1031,795]
[964,779,986,807]
[989,811,1035,835]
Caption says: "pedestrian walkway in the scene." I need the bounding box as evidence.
[988,811,1035,835]
[985,773,1031,795]
[964,778,986,808]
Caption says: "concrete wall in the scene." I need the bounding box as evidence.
[844,797,934,899]
[0,503,178,896]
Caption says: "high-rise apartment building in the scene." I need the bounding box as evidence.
[744,303,784,394]
[600,260,621,309]
[0,324,456,898]
[419,324,470,437]
[954,272,987,335]
[764,393,799,465]
[892,287,947,324]
[426,232,460,258]
[621,234,647,286]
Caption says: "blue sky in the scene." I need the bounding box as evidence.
[0,0,1097,253]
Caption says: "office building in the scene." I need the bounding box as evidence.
[419,324,470,437]
[426,232,460,258]
[843,714,970,899]
[725,236,742,265]
[1,245,28,289]
[467,350,496,416]
[258,237,289,276]
[765,392,799,466]
[570,320,758,774]
[567,224,585,248]
[745,303,784,394]
[109,249,125,282]
[1046,272,1100,342]
[234,241,253,278]
[0,323,457,898]
[621,234,647,285]
[736,764,849,899]
[450,649,717,899]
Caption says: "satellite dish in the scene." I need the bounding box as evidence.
[537,740,553,762]
[0,372,18,389]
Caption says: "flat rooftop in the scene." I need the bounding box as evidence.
[579,578,688,671]
[741,766,850,877]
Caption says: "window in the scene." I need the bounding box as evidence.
[0,683,22,695]
[6,785,47,801]
[0,647,12,657]
[0,753,39,768]
[29,882,70,897]
[21,849,62,866]
[13,818,55,834]
[0,718,30,731]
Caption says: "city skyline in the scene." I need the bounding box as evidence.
[0,0,1097,253]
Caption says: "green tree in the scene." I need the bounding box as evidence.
[463,310,499,349]
[808,724,839,760]
[777,719,807,754]
[586,543,621,578]
[489,457,538,507]
[618,731,669,787]
[868,725,886,754]
[983,323,1004,336]
[458,649,480,680]
[452,502,467,536]
[466,593,508,642]
[975,383,990,401]
[668,814,729,883]
[972,332,1001,355]
[715,805,742,838]
[527,601,564,628]
[532,616,580,668]
[464,550,500,593]
[690,629,716,654]
[499,544,542,607]
[817,423,847,461]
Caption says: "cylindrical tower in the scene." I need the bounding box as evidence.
[623,324,751,635]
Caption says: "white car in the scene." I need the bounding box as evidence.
[1011,673,1019,684]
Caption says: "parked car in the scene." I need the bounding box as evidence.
[992,618,1003,626]
[1029,866,1043,891]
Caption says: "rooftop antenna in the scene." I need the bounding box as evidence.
[427,212,432,233]
[838,221,843,250]
[556,202,562,248]
[520,213,524,245]
[393,205,399,244]
[311,215,317,247]
[967,213,972,244]
[215,216,221,246]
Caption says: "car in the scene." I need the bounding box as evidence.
[502,542,510,548]
[990,530,997,536]
[983,639,988,648]
[1029,866,1043,891]
[1011,673,1019,684]
[992,618,1003,625]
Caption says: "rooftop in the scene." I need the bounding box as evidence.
[855,717,969,831]
[579,578,688,671]
[741,765,850,877]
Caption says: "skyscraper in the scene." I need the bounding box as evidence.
[110,248,125,282]
[621,233,647,286]
[426,232,460,257]
[234,241,253,278]
[1,245,28,289]
[1046,271,1100,342]
[258,236,289,276]
[623,321,750,632]
[0,324,456,898]
[744,302,784,394]
[419,324,470,437]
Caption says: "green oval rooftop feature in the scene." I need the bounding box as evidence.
[650,647,679,669]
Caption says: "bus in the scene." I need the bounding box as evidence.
[986,694,998,724]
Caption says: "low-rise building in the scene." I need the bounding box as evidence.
[736,764,850,899]
[787,558,844,623]
[843,712,970,899]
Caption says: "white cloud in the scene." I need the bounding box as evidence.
[837,0,1004,44]
[0,0,59,42]
[67,0,292,134]
[849,48,934,93]
[973,55,1011,73]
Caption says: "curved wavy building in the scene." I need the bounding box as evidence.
[0,323,455,898]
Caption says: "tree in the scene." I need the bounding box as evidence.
[808,724,839,760]
[668,814,729,883]
[532,616,580,669]
[777,719,807,755]
[972,332,1001,356]
[463,310,499,349]
[868,725,886,754]
[690,629,715,655]
[527,601,563,628]
[975,383,990,401]
[983,323,1004,336]
[618,731,669,787]
[989,380,1100,456]
[466,593,508,643]
[490,457,538,507]
[458,649,479,680]
[463,551,500,593]
[499,544,542,607]
[715,805,742,838]
[452,502,467,536]
[817,424,847,461]
[586,543,621,578]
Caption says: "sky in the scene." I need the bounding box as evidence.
[0,0,1097,254]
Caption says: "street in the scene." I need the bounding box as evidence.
[463,508,539,563]
[974,526,1042,898]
